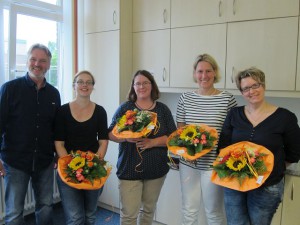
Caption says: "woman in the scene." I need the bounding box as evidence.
[176,54,237,225]
[54,70,109,225]
[218,67,300,225]
[108,70,176,225]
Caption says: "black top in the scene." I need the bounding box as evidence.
[0,73,61,173]
[54,103,108,153]
[218,106,300,187]
[109,101,177,180]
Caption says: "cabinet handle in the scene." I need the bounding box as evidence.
[231,67,235,83]
[113,10,117,25]
[163,67,166,82]
[163,9,167,24]
[233,0,236,15]
[291,182,294,201]
[219,1,222,17]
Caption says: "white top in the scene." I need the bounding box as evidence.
[176,90,237,170]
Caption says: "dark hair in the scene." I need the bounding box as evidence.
[73,70,95,87]
[235,67,266,91]
[193,53,221,83]
[127,70,160,102]
[27,43,52,60]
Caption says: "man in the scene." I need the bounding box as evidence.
[0,43,61,225]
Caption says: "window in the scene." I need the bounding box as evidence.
[0,0,74,103]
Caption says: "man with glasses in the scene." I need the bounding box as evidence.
[0,43,61,225]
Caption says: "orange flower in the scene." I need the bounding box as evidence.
[87,161,94,168]
[231,149,245,158]
[85,151,94,161]
[125,110,137,118]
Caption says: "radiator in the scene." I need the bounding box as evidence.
[0,170,60,224]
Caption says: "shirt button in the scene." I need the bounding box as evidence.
[36,125,39,128]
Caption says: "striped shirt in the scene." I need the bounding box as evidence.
[176,91,237,170]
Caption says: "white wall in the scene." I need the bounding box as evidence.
[159,92,300,125]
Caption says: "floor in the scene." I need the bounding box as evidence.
[24,203,120,225]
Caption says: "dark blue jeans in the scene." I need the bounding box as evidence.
[3,161,54,225]
[57,174,103,225]
[224,178,284,225]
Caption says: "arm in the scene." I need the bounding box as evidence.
[55,140,68,157]
[0,160,5,176]
[96,139,108,160]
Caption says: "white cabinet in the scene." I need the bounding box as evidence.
[133,0,170,32]
[281,175,300,225]
[226,0,299,22]
[171,0,226,28]
[170,24,226,89]
[83,0,132,209]
[226,17,298,90]
[84,0,119,33]
[133,30,170,87]
[155,169,182,225]
[297,20,300,91]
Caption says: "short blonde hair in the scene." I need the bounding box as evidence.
[235,67,266,91]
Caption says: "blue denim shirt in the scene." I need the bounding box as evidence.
[0,73,61,173]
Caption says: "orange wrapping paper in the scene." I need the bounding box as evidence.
[57,155,111,190]
[112,111,158,138]
[211,141,274,192]
[167,124,218,161]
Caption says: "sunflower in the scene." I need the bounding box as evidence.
[180,126,197,142]
[69,157,85,170]
[226,156,247,171]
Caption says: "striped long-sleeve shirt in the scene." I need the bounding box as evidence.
[176,91,237,170]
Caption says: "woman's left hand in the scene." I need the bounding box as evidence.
[136,138,154,150]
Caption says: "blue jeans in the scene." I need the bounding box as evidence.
[3,161,54,225]
[224,178,284,225]
[57,174,103,225]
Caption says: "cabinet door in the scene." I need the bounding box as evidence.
[271,202,282,225]
[281,175,300,224]
[133,30,170,87]
[133,0,170,32]
[84,0,119,33]
[226,17,298,90]
[297,20,300,91]
[170,24,226,89]
[84,31,120,208]
[226,0,299,22]
[155,170,182,225]
[171,0,226,28]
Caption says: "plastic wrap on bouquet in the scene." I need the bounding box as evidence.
[167,124,218,161]
[57,152,111,190]
[211,141,274,192]
[112,110,158,138]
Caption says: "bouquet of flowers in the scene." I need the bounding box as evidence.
[167,124,218,160]
[112,108,158,138]
[57,150,111,190]
[211,141,274,191]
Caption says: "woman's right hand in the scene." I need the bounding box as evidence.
[0,160,5,176]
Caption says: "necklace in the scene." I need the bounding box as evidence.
[197,88,217,96]
[135,101,155,110]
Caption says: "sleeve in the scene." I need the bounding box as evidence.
[283,112,300,163]
[54,106,66,141]
[0,83,9,147]
[217,109,234,151]
[97,105,109,140]
[176,93,186,123]
[108,102,127,131]
[162,104,177,135]
[228,94,238,111]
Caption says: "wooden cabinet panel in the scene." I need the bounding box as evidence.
[84,0,119,33]
[170,24,226,89]
[226,17,298,90]
[133,0,170,32]
[133,30,170,87]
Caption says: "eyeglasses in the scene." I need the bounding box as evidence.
[240,83,262,94]
[76,80,94,86]
[134,81,151,87]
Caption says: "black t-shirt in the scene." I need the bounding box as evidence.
[54,103,108,153]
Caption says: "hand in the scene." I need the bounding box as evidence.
[136,138,153,150]
[0,160,5,177]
